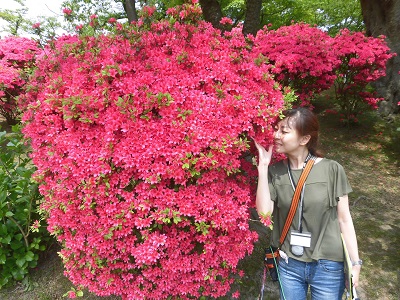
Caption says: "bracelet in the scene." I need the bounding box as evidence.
[352,259,363,266]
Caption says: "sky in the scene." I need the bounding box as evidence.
[0,0,64,18]
[0,0,65,37]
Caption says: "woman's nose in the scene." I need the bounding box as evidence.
[274,130,280,139]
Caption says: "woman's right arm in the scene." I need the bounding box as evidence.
[254,141,274,215]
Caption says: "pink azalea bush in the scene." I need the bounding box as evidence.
[252,24,394,116]
[252,23,340,106]
[22,8,284,299]
[0,36,40,124]
[332,29,395,120]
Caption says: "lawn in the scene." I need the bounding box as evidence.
[1,106,399,300]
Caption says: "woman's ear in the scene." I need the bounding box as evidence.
[300,135,311,146]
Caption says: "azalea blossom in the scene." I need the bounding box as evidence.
[108,17,117,24]
[220,17,233,25]
[62,8,72,15]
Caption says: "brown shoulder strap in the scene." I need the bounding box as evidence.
[279,158,315,246]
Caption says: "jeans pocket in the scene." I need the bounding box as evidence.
[318,259,344,273]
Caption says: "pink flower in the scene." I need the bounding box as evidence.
[232,291,240,298]
[220,17,233,25]
[259,212,273,230]
[166,7,177,16]
[108,17,117,24]
[31,220,40,230]
[142,6,156,17]
[62,8,72,15]
[68,291,76,299]
[32,22,41,29]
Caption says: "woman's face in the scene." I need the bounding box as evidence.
[273,117,305,154]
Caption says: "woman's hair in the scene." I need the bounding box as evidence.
[283,107,324,157]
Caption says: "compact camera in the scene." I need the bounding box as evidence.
[290,230,311,256]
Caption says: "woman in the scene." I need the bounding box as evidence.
[254,107,361,300]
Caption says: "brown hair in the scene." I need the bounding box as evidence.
[283,107,324,157]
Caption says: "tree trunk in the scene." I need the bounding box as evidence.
[123,0,138,23]
[199,0,224,30]
[243,0,262,36]
[360,0,400,115]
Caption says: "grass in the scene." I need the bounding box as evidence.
[0,105,399,300]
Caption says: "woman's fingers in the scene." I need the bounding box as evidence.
[267,144,273,154]
[252,140,273,166]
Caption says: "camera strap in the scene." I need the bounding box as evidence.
[279,154,315,247]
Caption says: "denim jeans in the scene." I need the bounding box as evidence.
[278,257,345,300]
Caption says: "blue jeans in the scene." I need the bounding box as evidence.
[278,257,345,300]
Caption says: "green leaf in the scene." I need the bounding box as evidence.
[0,224,7,235]
[0,253,6,264]
[1,235,12,244]
[0,191,6,202]
[10,240,23,250]
[25,251,35,262]
[16,257,26,268]
[12,268,26,280]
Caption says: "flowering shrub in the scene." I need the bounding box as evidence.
[252,23,340,106]
[332,29,395,121]
[252,24,394,118]
[0,36,40,124]
[22,9,284,299]
[258,212,273,230]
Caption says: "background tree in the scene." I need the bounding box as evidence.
[199,0,224,30]
[57,0,364,37]
[360,0,400,116]
[309,0,364,35]
[0,0,29,37]
[0,0,61,46]
[242,0,262,35]
[216,0,364,35]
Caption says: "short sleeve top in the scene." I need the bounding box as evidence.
[268,158,352,262]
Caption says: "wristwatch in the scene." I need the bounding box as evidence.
[352,259,363,266]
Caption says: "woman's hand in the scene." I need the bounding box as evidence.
[351,265,361,288]
[253,140,273,168]
[254,140,274,214]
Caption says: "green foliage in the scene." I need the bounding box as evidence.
[219,0,364,35]
[60,0,185,35]
[0,125,49,289]
[0,0,29,36]
[0,0,61,46]
[308,0,364,35]
[60,0,125,33]
[30,16,63,47]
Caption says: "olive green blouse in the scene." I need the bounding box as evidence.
[268,158,352,262]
